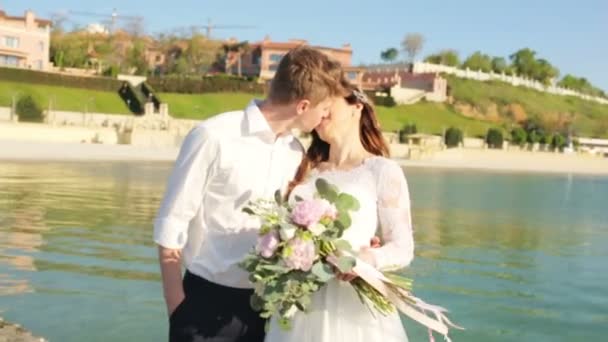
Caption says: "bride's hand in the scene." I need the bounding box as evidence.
[337,236,381,282]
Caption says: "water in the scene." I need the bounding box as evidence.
[0,162,607,342]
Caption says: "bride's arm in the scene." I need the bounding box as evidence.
[361,160,415,270]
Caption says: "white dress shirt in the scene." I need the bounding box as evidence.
[154,100,304,288]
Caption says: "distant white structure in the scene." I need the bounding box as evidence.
[577,138,608,157]
[85,23,109,35]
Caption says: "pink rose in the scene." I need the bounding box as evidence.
[284,237,316,271]
[256,230,280,258]
[291,199,336,227]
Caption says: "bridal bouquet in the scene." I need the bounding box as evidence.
[240,179,461,340]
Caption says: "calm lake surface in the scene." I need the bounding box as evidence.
[1,162,607,341]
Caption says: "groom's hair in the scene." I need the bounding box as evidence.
[268,46,345,105]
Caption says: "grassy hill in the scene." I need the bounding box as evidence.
[447,76,608,137]
[2,77,607,138]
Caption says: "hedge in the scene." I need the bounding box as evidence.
[0,67,122,92]
[147,76,266,94]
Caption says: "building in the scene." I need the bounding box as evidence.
[226,37,363,87]
[577,138,608,157]
[0,9,51,70]
[361,67,448,105]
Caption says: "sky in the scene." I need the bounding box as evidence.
[3,0,607,91]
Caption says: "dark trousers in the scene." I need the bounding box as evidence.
[169,270,266,342]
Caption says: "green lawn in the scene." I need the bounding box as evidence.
[159,92,259,119]
[0,80,129,114]
[376,102,495,136]
[160,92,494,136]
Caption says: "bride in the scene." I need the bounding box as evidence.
[265,84,415,342]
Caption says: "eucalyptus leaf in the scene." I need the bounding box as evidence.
[336,193,360,211]
[333,239,354,253]
[315,178,338,202]
[311,262,335,282]
[335,212,352,230]
[274,189,284,205]
[336,256,356,273]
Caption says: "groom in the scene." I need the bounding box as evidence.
[154,46,346,342]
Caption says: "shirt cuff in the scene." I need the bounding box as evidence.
[153,217,189,249]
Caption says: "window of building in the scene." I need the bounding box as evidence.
[347,71,358,80]
[4,37,20,48]
[36,60,43,70]
[269,53,283,63]
[269,64,278,72]
[39,41,45,52]
[0,55,19,66]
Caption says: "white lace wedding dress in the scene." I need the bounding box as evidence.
[265,156,415,342]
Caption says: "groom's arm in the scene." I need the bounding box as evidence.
[158,246,185,315]
[153,126,219,316]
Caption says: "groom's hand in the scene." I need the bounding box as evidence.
[167,292,186,316]
[337,236,382,282]
[158,246,186,317]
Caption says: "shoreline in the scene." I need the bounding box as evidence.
[0,317,46,342]
[1,140,607,176]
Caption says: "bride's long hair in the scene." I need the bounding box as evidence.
[286,84,390,197]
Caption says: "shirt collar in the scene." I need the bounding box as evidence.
[245,99,297,145]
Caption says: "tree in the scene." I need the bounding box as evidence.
[126,39,148,75]
[558,74,604,97]
[401,33,424,63]
[532,59,559,85]
[380,48,399,63]
[424,50,460,66]
[509,48,537,77]
[491,57,508,74]
[462,51,492,72]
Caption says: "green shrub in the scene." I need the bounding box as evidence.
[511,127,528,146]
[527,130,540,144]
[399,123,417,143]
[16,95,44,122]
[540,133,553,146]
[486,128,504,149]
[103,65,120,78]
[552,134,567,151]
[444,127,463,148]
[373,95,396,107]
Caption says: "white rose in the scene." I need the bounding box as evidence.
[279,223,297,240]
[285,304,299,318]
[308,223,327,236]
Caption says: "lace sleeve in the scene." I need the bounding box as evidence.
[368,159,415,270]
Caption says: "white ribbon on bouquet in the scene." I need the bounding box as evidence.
[350,259,464,342]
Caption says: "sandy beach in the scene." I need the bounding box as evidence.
[1,139,607,175]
